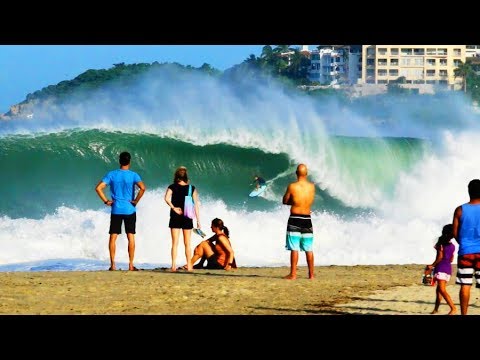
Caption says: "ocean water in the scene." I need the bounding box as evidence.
[1,69,479,271]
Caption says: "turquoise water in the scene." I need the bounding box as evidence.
[0,129,424,220]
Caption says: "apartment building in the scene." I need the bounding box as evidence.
[308,45,362,85]
[360,45,466,91]
[466,45,480,58]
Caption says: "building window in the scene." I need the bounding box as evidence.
[378,59,387,66]
[389,69,399,76]
[367,69,375,76]
[401,48,413,55]
[426,48,436,55]
[390,59,399,66]
[414,57,424,66]
[378,69,387,76]
[426,70,435,77]
[378,79,388,84]
[427,59,436,66]
[454,48,461,56]
[413,69,423,77]
[439,70,448,77]
[453,59,462,67]
[378,48,387,55]
[391,48,399,55]
[437,48,447,55]
[439,59,447,66]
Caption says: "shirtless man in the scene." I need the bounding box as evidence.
[282,163,315,280]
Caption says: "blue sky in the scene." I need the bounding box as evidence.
[0,45,273,113]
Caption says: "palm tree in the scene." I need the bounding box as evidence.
[454,61,474,92]
[285,49,311,82]
[245,54,258,65]
[273,45,292,54]
[261,45,274,60]
[271,45,291,74]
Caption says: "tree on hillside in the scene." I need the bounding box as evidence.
[271,45,291,74]
[273,45,291,54]
[260,45,274,62]
[259,45,280,75]
[284,48,311,84]
[199,63,221,76]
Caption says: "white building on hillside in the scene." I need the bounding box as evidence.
[466,45,480,57]
[308,45,361,85]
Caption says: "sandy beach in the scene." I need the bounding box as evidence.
[2,264,479,315]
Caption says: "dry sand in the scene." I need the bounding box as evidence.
[0,264,478,315]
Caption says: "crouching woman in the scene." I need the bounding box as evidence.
[191,218,237,270]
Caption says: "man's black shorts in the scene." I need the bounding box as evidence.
[109,213,136,234]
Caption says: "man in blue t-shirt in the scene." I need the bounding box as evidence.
[453,178,480,315]
[95,151,146,271]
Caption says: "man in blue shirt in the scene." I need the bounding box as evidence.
[453,178,480,315]
[95,151,146,271]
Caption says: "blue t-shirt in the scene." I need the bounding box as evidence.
[102,169,142,215]
[458,203,480,255]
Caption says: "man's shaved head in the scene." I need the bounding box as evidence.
[296,164,308,177]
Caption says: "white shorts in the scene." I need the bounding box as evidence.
[434,272,451,282]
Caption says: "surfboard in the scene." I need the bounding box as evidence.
[249,185,267,197]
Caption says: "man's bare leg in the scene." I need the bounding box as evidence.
[459,284,471,315]
[284,250,298,280]
[306,251,314,279]
[127,233,136,271]
[109,233,118,270]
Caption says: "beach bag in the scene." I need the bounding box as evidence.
[184,185,196,219]
[422,266,435,286]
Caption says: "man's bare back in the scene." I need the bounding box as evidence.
[282,163,316,280]
[282,164,315,215]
